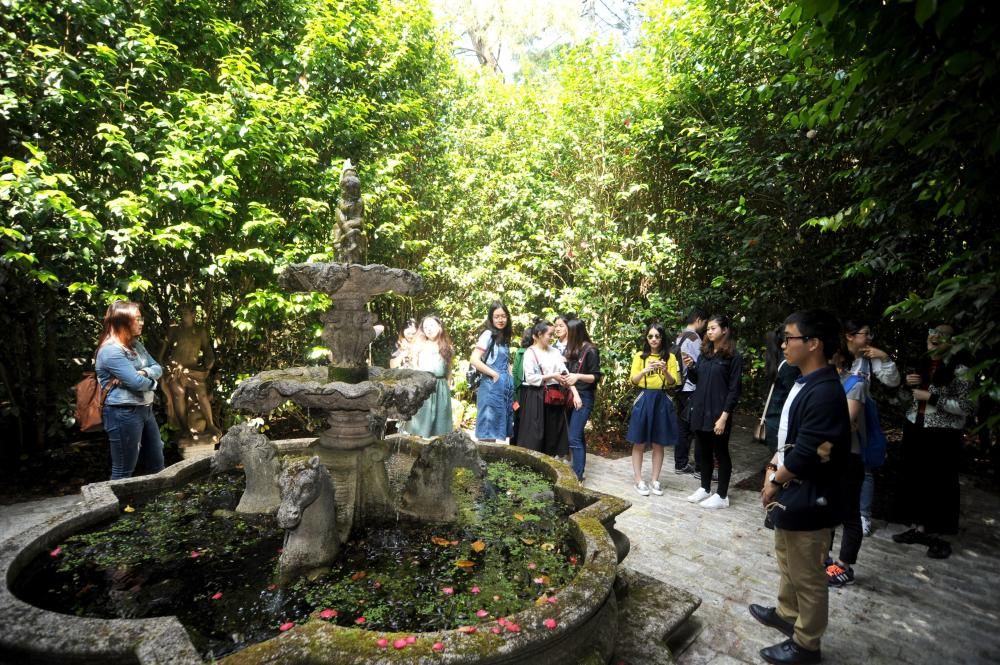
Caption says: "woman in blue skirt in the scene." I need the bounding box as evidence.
[626,322,680,496]
[470,301,514,441]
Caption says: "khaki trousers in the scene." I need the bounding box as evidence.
[774,527,829,651]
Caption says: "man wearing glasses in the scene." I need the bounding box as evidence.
[750,310,850,665]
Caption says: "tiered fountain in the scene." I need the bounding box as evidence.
[0,161,700,665]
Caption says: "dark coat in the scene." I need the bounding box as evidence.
[773,365,851,531]
[686,352,742,431]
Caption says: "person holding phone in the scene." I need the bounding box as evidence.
[626,322,681,496]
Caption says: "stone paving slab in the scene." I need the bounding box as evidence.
[579,422,1000,665]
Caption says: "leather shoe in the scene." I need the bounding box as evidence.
[892,527,930,545]
[760,638,821,664]
[749,604,794,638]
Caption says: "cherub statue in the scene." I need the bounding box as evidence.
[334,159,366,264]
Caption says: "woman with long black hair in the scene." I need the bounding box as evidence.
[564,318,601,481]
[518,320,575,456]
[470,301,514,442]
[626,322,680,496]
[682,314,742,509]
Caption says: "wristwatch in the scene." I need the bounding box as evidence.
[768,472,782,487]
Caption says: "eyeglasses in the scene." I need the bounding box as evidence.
[848,329,873,339]
[646,333,661,339]
[780,335,810,344]
[928,328,951,340]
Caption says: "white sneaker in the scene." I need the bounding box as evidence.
[686,487,711,503]
[635,481,651,496]
[650,480,664,496]
[699,493,729,509]
[862,516,873,536]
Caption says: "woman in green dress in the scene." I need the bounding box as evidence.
[404,315,455,438]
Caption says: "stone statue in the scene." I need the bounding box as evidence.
[160,305,221,442]
[276,456,339,584]
[333,159,366,264]
[399,431,486,523]
[211,423,281,514]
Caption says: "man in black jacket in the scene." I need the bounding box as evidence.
[749,310,850,665]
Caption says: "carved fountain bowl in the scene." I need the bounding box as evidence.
[0,444,630,665]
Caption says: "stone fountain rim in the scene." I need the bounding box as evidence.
[0,443,630,665]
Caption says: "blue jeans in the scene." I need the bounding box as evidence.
[568,390,595,480]
[860,466,875,518]
[103,404,164,480]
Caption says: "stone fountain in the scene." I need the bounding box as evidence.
[0,161,701,665]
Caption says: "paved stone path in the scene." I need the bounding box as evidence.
[580,419,1000,665]
[2,422,998,664]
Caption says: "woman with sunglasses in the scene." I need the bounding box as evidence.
[682,314,742,509]
[626,323,680,496]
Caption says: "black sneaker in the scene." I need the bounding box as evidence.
[674,464,695,475]
[892,528,931,545]
[826,563,855,587]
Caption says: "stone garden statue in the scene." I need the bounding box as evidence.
[160,305,221,442]
[333,159,366,264]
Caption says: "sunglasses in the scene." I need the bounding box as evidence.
[647,333,661,339]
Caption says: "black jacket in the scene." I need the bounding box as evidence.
[774,365,851,531]
[686,352,742,431]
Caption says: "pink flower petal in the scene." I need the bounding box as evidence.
[433,642,445,652]
[476,609,489,618]
[491,626,502,634]
[546,595,558,604]
[497,617,508,626]
[393,638,408,650]
[376,638,389,648]
[190,551,201,558]
[355,616,366,625]
[458,625,477,634]
[470,586,481,594]
[533,577,545,584]
[49,547,61,557]
[279,622,295,632]
[506,623,521,633]
[319,608,337,619]
[441,587,454,595]
[211,592,223,600]
[543,618,557,629]
[527,562,537,570]
[372,581,381,589]
[406,635,416,644]
[569,555,578,565]
[267,584,278,591]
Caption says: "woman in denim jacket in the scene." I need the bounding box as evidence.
[95,301,165,480]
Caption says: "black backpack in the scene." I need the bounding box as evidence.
[668,330,699,392]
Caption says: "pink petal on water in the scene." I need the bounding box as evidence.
[506,623,521,633]
[527,562,537,570]
[543,618,557,629]
[497,617,507,626]
[458,626,477,634]
[546,595,558,604]
[470,586,481,594]
[190,551,201,558]
[49,547,61,557]
[393,638,408,650]
[279,622,295,632]
[476,609,489,618]
[406,635,416,644]
[433,642,445,652]
[211,592,223,600]
[319,609,337,619]
[376,638,388,649]
[441,586,454,595]
[491,626,502,634]
[355,616,366,625]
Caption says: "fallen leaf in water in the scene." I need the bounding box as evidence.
[471,540,486,553]
[541,542,555,551]
[513,513,524,521]
[123,505,136,513]
[431,536,452,546]
[351,570,366,581]
[454,559,475,568]
[519,537,536,545]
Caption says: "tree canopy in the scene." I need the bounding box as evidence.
[2,0,997,458]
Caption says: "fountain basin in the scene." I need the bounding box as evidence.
[1,445,630,665]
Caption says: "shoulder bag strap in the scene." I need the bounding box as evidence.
[758,360,784,424]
